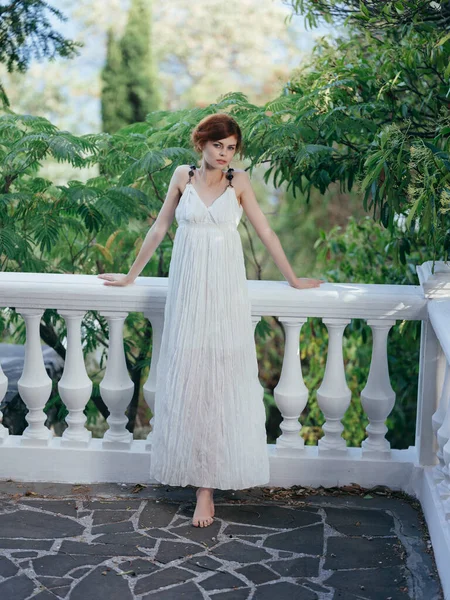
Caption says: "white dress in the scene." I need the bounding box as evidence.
[149,178,270,490]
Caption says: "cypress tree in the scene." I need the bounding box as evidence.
[101,29,130,133]
[101,0,159,133]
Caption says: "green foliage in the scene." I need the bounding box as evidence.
[101,0,159,133]
[274,1,450,260]
[0,1,80,107]
[0,1,79,72]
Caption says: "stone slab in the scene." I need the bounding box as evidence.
[236,563,280,584]
[92,521,135,534]
[33,554,105,577]
[58,539,147,558]
[0,538,53,550]
[325,537,405,570]
[138,502,179,529]
[84,500,141,511]
[118,558,160,576]
[91,510,132,525]
[134,566,195,594]
[211,540,272,563]
[181,554,223,574]
[0,575,36,600]
[10,550,39,559]
[212,589,251,600]
[199,570,247,591]
[325,565,409,599]
[214,504,321,529]
[141,580,204,599]
[36,576,72,599]
[19,500,78,517]
[325,506,395,536]
[70,566,133,600]
[155,540,204,564]
[267,557,320,578]
[264,524,324,555]
[0,555,18,577]
[253,581,318,599]
[0,509,84,538]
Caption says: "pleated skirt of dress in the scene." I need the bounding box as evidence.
[150,220,270,490]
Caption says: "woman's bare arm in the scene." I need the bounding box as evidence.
[237,171,323,289]
[98,166,186,286]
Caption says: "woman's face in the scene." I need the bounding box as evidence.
[202,135,238,169]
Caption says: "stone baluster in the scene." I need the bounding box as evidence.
[251,314,262,335]
[274,317,308,452]
[361,319,396,458]
[415,320,441,466]
[437,397,450,520]
[317,318,351,454]
[143,310,165,449]
[0,360,9,443]
[100,312,133,449]
[433,363,450,477]
[441,442,450,520]
[58,310,92,447]
[17,309,53,445]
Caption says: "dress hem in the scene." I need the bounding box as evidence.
[150,474,271,491]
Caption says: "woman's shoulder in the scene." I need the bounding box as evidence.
[175,164,192,176]
[230,168,250,187]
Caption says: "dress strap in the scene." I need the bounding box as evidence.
[226,167,234,187]
[188,164,197,184]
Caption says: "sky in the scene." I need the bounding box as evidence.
[46,0,335,132]
[0,0,336,136]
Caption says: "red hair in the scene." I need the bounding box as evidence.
[191,114,243,156]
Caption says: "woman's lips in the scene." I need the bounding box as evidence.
[217,160,226,164]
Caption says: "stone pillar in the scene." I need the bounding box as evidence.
[58,310,92,448]
[317,318,351,454]
[100,312,133,449]
[17,309,53,445]
[361,319,396,458]
[274,317,308,451]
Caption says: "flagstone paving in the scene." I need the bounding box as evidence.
[0,481,443,599]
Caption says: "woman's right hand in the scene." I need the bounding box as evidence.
[97,274,134,287]
[289,277,325,289]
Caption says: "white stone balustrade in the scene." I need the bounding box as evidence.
[274,317,308,452]
[58,310,92,447]
[17,308,53,445]
[361,319,396,458]
[1,267,450,597]
[99,311,134,449]
[317,318,351,454]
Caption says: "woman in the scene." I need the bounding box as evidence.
[98,114,323,528]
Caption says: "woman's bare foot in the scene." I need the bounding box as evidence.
[192,487,214,527]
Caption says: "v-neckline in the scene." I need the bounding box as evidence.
[189,183,229,210]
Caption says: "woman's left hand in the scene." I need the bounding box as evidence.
[289,277,325,289]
